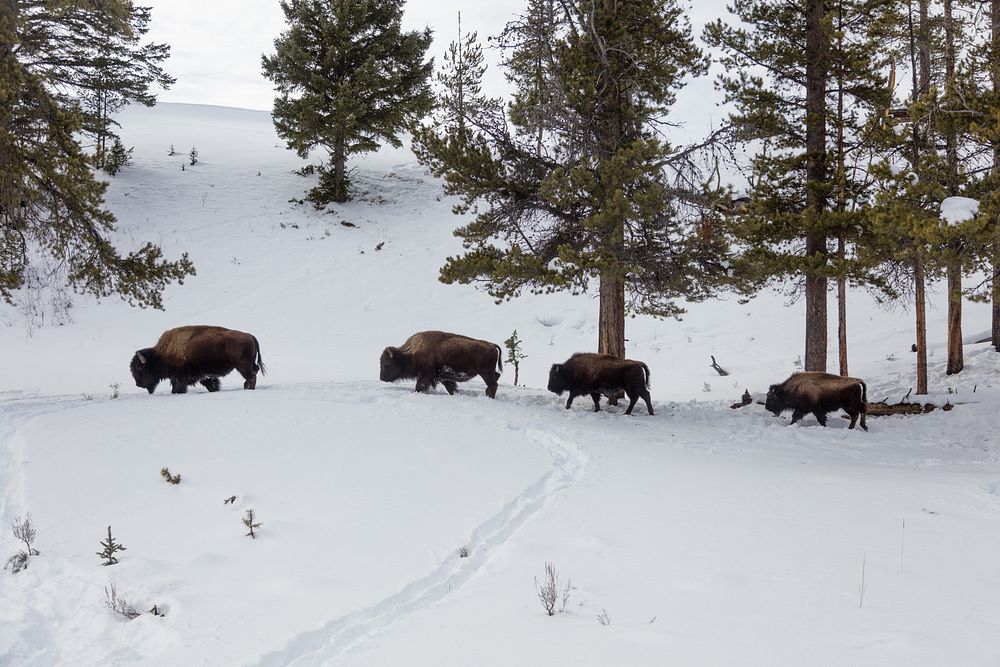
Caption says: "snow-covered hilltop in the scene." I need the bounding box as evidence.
[1,103,999,666]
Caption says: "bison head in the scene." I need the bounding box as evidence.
[764,384,785,416]
[379,347,404,382]
[547,364,566,395]
[130,349,161,394]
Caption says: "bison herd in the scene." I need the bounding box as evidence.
[130,327,869,429]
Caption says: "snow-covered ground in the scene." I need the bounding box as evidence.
[1,103,999,666]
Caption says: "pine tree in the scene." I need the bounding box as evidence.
[436,12,487,143]
[0,1,194,310]
[96,525,126,566]
[705,0,898,373]
[75,4,174,169]
[261,0,434,205]
[415,0,749,358]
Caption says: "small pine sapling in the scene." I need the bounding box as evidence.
[97,525,127,566]
[160,467,181,484]
[504,330,527,386]
[109,382,120,399]
[242,509,261,538]
[223,495,237,505]
[189,146,199,165]
[168,144,176,156]
[5,513,39,573]
[104,138,134,176]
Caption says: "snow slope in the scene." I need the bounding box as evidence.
[1,103,999,666]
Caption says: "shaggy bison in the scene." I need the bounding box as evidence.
[765,371,868,430]
[379,331,503,397]
[547,353,653,415]
[130,325,265,394]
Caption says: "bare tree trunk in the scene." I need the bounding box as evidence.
[946,261,964,374]
[915,252,929,394]
[598,271,625,358]
[835,0,847,377]
[332,137,347,203]
[943,0,963,374]
[992,0,1000,352]
[803,0,829,372]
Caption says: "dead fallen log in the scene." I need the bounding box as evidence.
[866,400,953,416]
[730,389,752,409]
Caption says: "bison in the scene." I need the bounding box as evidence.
[765,371,868,430]
[379,330,503,398]
[547,353,653,415]
[130,325,265,395]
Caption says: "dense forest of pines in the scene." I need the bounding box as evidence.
[3,0,999,396]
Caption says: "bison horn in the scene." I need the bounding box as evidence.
[137,351,147,364]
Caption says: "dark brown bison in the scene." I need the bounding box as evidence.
[379,331,503,398]
[547,353,653,415]
[765,371,868,430]
[130,325,265,395]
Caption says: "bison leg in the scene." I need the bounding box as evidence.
[590,393,601,412]
[813,410,828,427]
[415,373,434,393]
[789,409,806,425]
[859,409,868,432]
[641,390,654,416]
[565,393,575,410]
[200,377,221,392]
[443,380,458,395]
[624,390,639,415]
[478,369,499,399]
[170,379,188,394]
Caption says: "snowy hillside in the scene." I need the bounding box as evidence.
[1,103,999,666]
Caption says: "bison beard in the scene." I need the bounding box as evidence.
[130,326,264,395]
[379,331,502,398]
[547,353,653,416]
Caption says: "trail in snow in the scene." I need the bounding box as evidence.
[252,427,588,667]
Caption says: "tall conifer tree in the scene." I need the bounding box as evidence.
[415,0,748,359]
[262,0,434,205]
[0,0,193,310]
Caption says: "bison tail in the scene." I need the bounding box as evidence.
[859,380,867,406]
[253,335,266,376]
[494,344,503,374]
[642,363,651,390]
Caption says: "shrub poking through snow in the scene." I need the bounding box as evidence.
[105,583,140,620]
[97,525,126,566]
[189,146,199,165]
[535,562,571,616]
[109,382,120,399]
[160,467,181,484]
[224,495,237,505]
[5,513,39,573]
[458,545,470,558]
[597,609,611,626]
[504,330,527,386]
[243,509,260,538]
[168,144,176,156]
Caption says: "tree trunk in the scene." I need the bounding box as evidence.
[946,260,964,374]
[332,138,347,203]
[598,270,625,358]
[914,252,928,394]
[835,0,847,377]
[993,0,1000,351]
[803,0,829,372]
[837,234,848,376]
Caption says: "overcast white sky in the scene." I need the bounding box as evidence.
[143,0,728,138]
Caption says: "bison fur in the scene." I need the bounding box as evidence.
[379,331,503,398]
[130,325,265,395]
[547,353,653,415]
[765,371,868,430]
